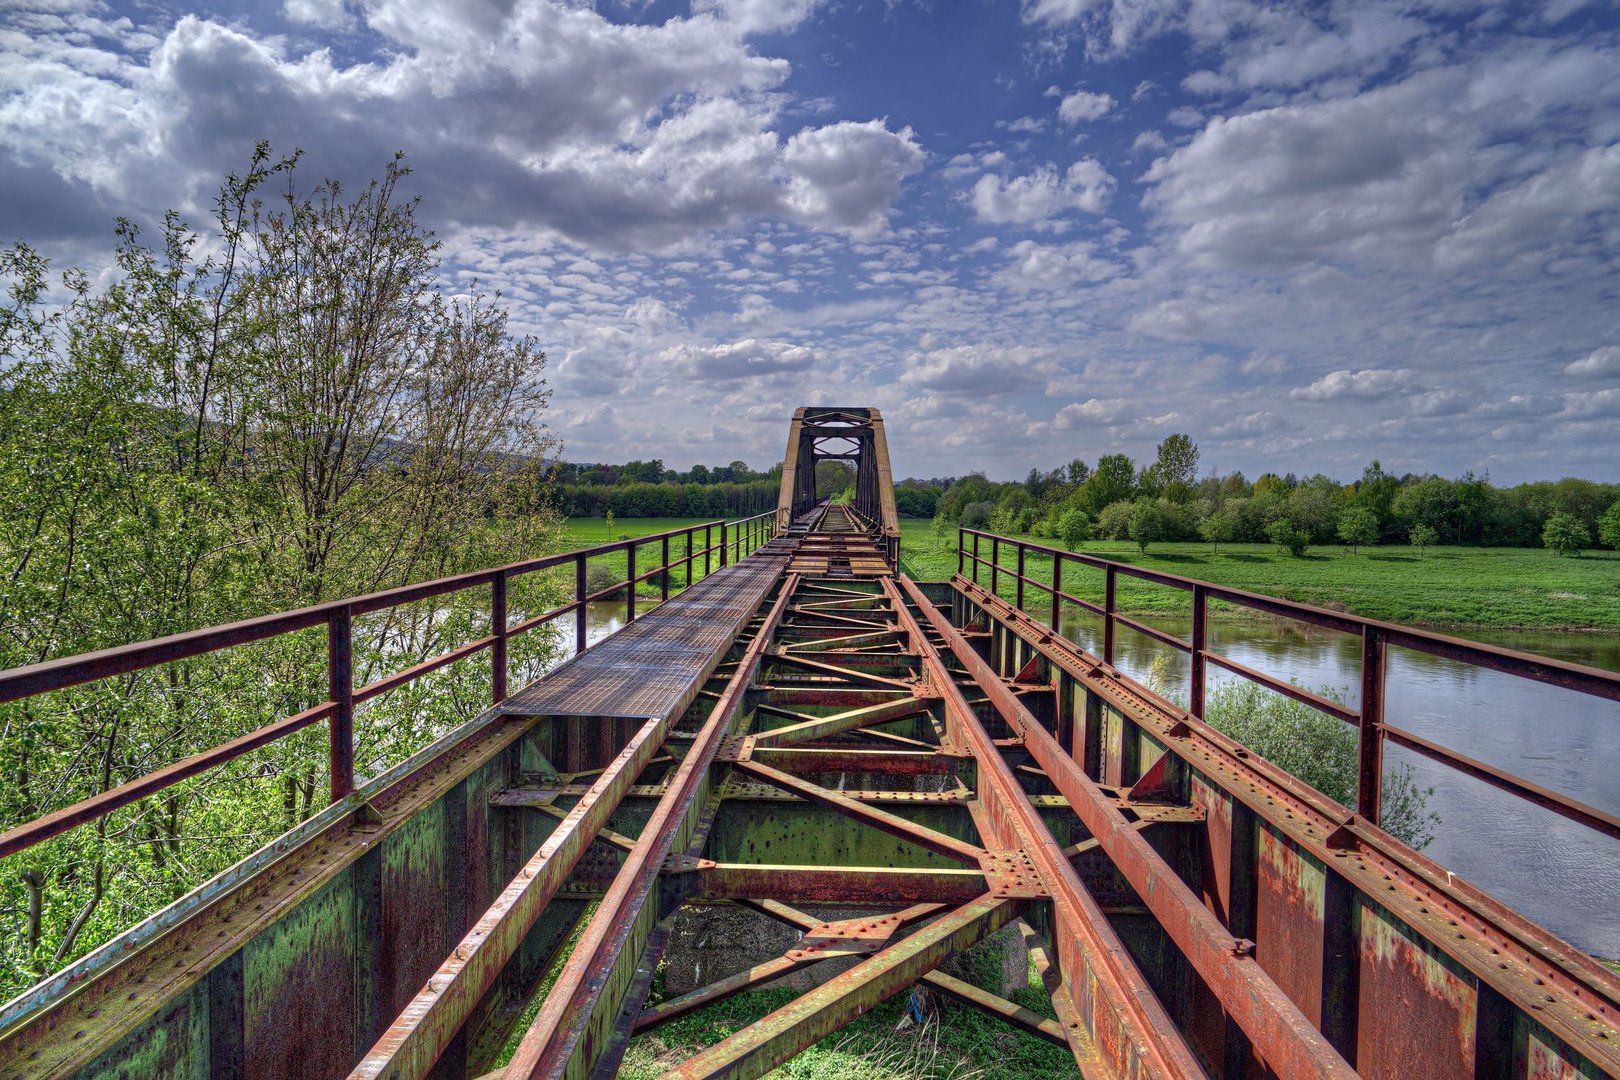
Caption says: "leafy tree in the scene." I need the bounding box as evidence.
[1268,518,1310,557]
[1095,500,1134,541]
[1128,499,1164,554]
[1598,501,1620,550]
[1337,507,1379,554]
[1082,454,1137,514]
[0,146,560,992]
[1200,508,1239,553]
[1150,433,1200,502]
[1057,508,1091,549]
[959,501,994,530]
[1286,478,1342,542]
[1066,458,1090,485]
[1543,512,1590,557]
[1409,523,1438,556]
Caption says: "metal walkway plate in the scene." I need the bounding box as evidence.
[500,553,789,719]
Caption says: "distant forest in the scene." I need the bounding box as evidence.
[562,435,1620,552]
[549,457,943,519]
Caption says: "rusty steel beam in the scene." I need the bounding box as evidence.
[350,712,670,1079]
[763,649,915,690]
[744,745,954,775]
[633,904,945,1034]
[633,952,827,1034]
[663,893,1022,1080]
[898,576,1359,1080]
[749,695,929,747]
[953,575,1620,1075]
[730,759,987,865]
[0,709,542,1078]
[694,863,988,904]
[920,969,1070,1048]
[499,577,801,1079]
[883,577,1207,1080]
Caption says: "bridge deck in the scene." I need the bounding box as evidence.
[502,552,787,720]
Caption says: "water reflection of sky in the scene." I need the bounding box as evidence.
[1058,607,1620,959]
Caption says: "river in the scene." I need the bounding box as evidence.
[577,599,1620,959]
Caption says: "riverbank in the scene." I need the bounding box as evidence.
[896,521,1620,632]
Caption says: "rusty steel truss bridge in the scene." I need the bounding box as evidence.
[2,405,1619,1078]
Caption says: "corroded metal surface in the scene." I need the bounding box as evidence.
[501,555,787,720]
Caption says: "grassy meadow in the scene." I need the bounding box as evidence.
[895,520,1620,631]
[546,513,1620,630]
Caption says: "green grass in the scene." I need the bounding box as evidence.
[558,516,727,549]
[896,520,1620,631]
[550,517,757,599]
[619,982,1079,1080]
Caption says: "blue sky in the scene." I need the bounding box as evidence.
[3,0,1619,483]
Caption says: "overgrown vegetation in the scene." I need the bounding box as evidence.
[619,982,1076,1080]
[0,146,561,994]
[1144,657,1439,849]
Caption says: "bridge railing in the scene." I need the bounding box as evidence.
[0,515,778,861]
[959,528,1620,842]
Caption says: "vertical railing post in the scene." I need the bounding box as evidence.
[1051,553,1062,630]
[491,571,508,705]
[1358,626,1386,825]
[625,542,637,624]
[686,530,693,589]
[1104,565,1117,666]
[1190,585,1206,717]
[661,535,671,602]
[575,556,587,655]
[1015,543,1026,611]
[957,529,964,577]
[720,521,729,567]
[704,525,712,576]
[991,535,1000,598]
[972,532,980,584]
[327,606,354,803]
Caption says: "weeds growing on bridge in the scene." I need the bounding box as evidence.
[620,980,1077,1080]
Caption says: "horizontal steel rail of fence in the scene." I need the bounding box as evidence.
[959,527,1620,842]
[0,513,777,861]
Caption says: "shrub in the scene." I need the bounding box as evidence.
[1600,501,1620,550]
[1128,499,1164,554]
[1057,507,1091,549]
[959,501,994,530]
[1095,500,1133,540]
[586,562,623,598]
[1203,680,1438,849]
[1543,512,1590,557]
[1409,523,1437,555]
[1267,517,1310,557]
[1336,507,1379,553]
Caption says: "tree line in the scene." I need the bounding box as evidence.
[0,146,559,992]
[549,458,875,519]
[928,435,1620,555]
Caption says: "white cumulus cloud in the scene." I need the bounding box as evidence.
[970,159,1115,224]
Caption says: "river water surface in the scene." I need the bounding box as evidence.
[579,599,1620,959]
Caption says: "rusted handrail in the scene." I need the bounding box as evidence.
[959,528,1620,841]
[0,515,777,860]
